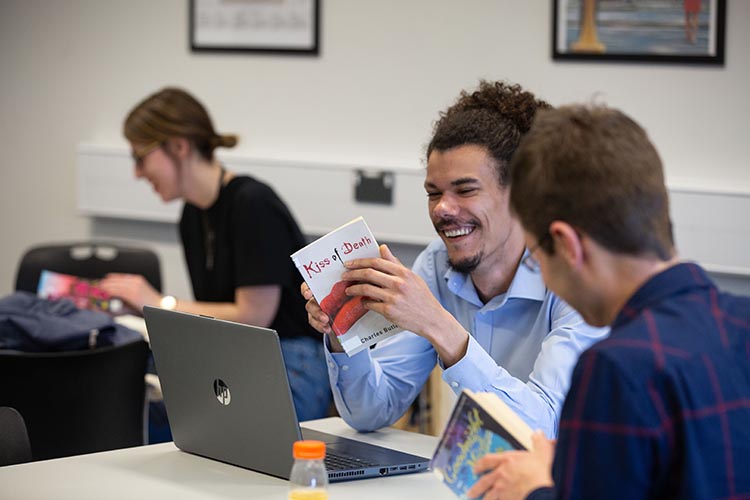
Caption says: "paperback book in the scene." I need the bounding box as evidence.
[431,389,534,499]
[37,269,132,316]
[290,216,403,356]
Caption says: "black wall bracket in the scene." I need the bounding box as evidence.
[354,170,394,205]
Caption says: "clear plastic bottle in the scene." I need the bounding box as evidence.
[288,440,328,500]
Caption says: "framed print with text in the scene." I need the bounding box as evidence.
[190,0,320,55]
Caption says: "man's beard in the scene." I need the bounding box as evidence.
[448,252,482,274]
[435,216,483,273]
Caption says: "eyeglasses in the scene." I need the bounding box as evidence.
[131,141,162,167]
[521,233,551,273]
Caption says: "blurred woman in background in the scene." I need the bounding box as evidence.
[101,87,331,421]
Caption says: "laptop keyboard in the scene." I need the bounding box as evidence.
[325,451,377,471]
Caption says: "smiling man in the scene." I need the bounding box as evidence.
[303,81,608,435]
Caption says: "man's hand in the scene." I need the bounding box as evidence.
[301,244,469,362]
[341,245,443,336]
[342,244,468,365]
[301,281,343,352]
[99,273,162,314]
[467,432,555,500]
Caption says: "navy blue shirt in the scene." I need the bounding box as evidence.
[529,263,750,500]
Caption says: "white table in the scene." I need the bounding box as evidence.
[0,418,453,500]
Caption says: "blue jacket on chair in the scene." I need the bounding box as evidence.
[0,292,141,352]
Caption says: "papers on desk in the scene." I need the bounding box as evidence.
[37,270,137,316]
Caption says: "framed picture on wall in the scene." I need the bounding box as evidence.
[552,0,726,64]
[190,0,320,55]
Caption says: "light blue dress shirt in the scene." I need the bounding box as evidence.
[325,239,608,436]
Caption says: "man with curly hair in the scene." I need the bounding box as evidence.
[303,81,607,435]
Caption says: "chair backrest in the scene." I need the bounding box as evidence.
[0,406,32,466]
[0,340,149,460]
[14,241,162,294]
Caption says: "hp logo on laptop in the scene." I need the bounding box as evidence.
[213,379,231,406]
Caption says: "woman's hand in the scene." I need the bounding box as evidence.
[99,273,162,314]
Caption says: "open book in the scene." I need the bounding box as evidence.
[37,269,133,316]
[290,216,403,356]
[431,389,534,499]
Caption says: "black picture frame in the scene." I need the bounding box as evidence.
[552,0,725,65]
[190,0,320,55]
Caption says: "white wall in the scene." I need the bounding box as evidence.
[1,0,749,299]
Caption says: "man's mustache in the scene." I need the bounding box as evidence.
[434,216,481,232]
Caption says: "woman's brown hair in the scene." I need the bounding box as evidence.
[124,87,237,161]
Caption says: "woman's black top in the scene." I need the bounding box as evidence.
[179,176,316,339]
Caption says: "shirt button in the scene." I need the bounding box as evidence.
[341,365,350,372]
[451,381,459,388]
[328,362,334,368]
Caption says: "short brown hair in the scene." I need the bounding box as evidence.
[427,81,551,186]
[509,105,674,260]
[124,87,237,161]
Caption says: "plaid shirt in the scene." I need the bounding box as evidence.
[529,263,750,500]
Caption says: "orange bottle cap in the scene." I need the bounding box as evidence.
[293,440,326,459]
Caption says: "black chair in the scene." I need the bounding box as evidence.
[14,241,162,294]
[0,339,149,460]
[0,407,32,466]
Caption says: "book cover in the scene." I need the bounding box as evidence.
[431,389,533,499]
[290,216,403,356]
[37,269,132,316]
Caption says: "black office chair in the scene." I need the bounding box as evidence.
[14,241,162,294]
[0,339,149,460]
[0,406,32,466]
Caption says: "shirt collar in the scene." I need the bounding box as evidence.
[444,248,547,307]
[612,262,715,329]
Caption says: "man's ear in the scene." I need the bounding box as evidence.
[549,221,584,269]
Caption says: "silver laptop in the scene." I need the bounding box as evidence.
[143,307,430,481]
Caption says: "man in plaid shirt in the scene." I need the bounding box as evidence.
[468,104,750,500]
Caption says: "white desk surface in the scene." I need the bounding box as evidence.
[0,417,453,500]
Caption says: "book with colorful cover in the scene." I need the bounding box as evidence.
[431,389,534,499]
[37,269,133,316]
[290,216,403,356]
